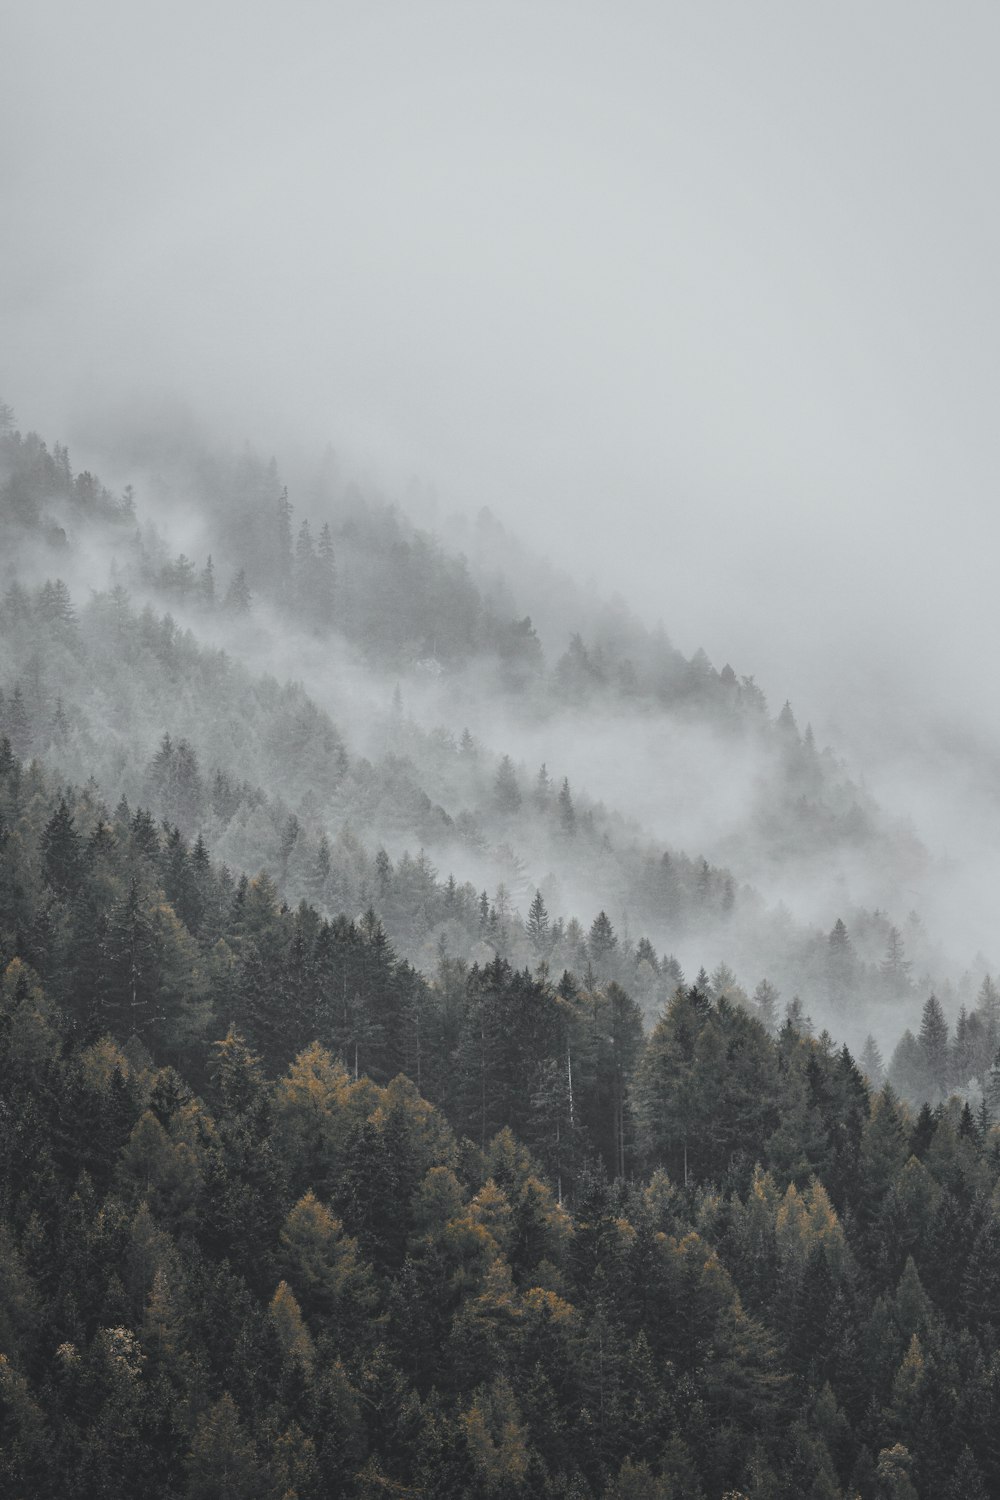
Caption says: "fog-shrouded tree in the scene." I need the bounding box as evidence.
[588,910,618,972]
[526,890,550,954]
[880,925,913,997]
[5,401,1000,1499]
[753,978,780,1035]
[919,993,950,1099]
[859,1034,885,1087]
[557,776,576,836]
[224,567,252,613]
[494,753,522,815]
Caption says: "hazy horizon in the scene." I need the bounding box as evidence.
[5,1,1000,971]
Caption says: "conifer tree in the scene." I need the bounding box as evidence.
[186,1393,262,1500]
[753,978,780,1035]
[104,878,160,1041]
[975,973,1000,1057]
[494,754,522,815]
[826,917,855,1007]
[859,1034,885,1087]
[199,555,216,607]
[588,911,618,973]
[557,777,576,836]
[224,568,252,613]
[5,684,31,758]
[318,520,336,580]
[276,486,294,602]
[41,797,82,895]
[880,926,913,996]
[919,993,950,1098]
[526,891,550,953]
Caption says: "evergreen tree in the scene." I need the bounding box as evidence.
[224,568,252,613]
[276,485,294,602]
[860,1034,885,1087]
[186,1393,263,1499]
[5,684,31,758]
[975,973,1000,1060]
[494,755,522,815]
[753,978,780,1035]
[41,797,82,895]
[557,778,576,836]
[103,878,160,1041]
[199,554,216,607]
[588,911,618,975]
[826,918,855,1009]
[526,891,550,954]
[880,926,913,996]
[919,994,950,1098]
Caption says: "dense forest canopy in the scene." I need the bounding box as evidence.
[2,403,1000,1498]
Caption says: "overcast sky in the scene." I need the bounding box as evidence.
[4,1,1000,766]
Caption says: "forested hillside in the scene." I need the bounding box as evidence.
[0,412,947,1044]
[3,404,1000,1498]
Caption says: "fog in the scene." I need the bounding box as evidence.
[7,1,1000,686]
[4,2,1000,1006]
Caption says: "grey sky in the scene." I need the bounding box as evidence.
[3,0,1000,757]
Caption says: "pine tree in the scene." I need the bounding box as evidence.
[316,522,336,626]
[104,878,160,1041]
[49,697,70,744]
[856,1084,909,1227]
[888,1028,927,1102]
[41,797,82,895]
[494,755,522,815]
[147,737,203,834]
[785,996,814,1036]
[186,1393,263,1499]
[276,486,294,603]
[199,555,216,607]
[919,994,950,1098]
[270,1280,315,1374]
[753,979,780,1035]
[945,1446,990,1500]
[826,918,855,1007]
[130,805,161,861]
[982,1048,1000,1124]
[280,813,300,870]
[36,578,74,630]
[5,685,31,758]
[635,987,705,1185]
[975,973,1000,1057]
[294,519,317,618]
[224,569,252,613]
[526,891,550,953]
[880,926,913,996]
[860,1034,885,1087]
[557,778,576,836]
[777,699,800,739]
[588,911,618,971]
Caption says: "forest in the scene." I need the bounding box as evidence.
[2,406,1000,1498]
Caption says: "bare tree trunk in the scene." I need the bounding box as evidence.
[480,1011,487,1152]
[556,1114,562,1206]
[567,1043,575,1128]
